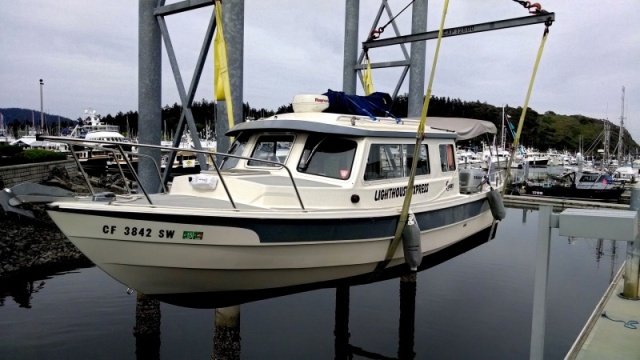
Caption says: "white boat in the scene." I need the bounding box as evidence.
[516,149,550,167]
[481,148,511,169]
[40,98,503,295]
[612,164,638,183]
[70,109,137,175]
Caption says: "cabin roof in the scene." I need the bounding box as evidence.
[227,113,496,141]
[407,116,497,141]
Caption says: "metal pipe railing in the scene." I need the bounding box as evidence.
[37,135,306,210]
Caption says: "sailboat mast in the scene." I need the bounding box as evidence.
[501,106,505,149]
[617,86,625,162]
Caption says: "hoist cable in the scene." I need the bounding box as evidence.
[368,0,416,40]
[371,0,450,278]
[213,0,235,131]
[502,22,551,194]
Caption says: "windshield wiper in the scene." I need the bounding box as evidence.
[300,137,326,170]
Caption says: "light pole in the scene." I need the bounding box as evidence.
[39,79,44,132]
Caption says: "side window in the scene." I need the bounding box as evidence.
[248,135,294,167]
[297,134,356,180]
[405,144,430,176]
[439,144,456,172]
[364,144,430,181]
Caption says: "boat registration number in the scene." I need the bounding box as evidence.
[102,225,177,239]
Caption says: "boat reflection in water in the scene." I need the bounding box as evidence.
[130,226,496,360]
[153,226,495,309]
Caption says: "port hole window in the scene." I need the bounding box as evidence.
[364,144,430,181]
[439,144,456,172]
[248,135,294,167]
[297,135,356,180]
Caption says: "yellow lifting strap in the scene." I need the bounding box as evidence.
[214,0,235,130]
[371,0,451,277]
[502,23,551,194]
[363,53,375,95]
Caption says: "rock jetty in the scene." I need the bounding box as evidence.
[0,165,131,281]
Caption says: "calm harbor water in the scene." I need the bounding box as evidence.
[0,207,625,359]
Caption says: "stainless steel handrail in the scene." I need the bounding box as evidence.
[37,135,306,210]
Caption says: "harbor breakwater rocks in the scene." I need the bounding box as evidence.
[0,162,131,281]
[0,206,92,280]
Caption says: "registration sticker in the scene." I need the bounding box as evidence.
[183,231,204,240]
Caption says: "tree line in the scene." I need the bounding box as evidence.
[3,95,636,157]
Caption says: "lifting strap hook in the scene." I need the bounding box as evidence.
[544,17,554,28]
[512,0,549,15]
[543,16,553,36]
[368,27,384,41]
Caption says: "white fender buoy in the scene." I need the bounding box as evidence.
[402,211,422,271]
[487,189,506,220]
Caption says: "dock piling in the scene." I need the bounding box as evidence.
[622,182,640,299]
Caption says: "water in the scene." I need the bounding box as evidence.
[0,207,624,359]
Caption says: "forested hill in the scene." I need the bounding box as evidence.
[390,95,638,155]
[2,95,636,157]
[0,108,74,127]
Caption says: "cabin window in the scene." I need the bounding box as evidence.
[297,134,356,180]
[439,144,456,172]
[220,133,249,170]
[364,144,430,180]
[247,135,294,167]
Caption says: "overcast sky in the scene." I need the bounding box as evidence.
[1,1,639,143]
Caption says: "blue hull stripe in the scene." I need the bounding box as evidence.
[47,198,487,243]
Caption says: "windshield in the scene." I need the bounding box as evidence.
[247,134,294,167]
[220,133,249,170]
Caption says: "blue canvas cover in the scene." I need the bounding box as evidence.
[322,90,393,118]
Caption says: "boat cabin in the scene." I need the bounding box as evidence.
[169,111,494,210]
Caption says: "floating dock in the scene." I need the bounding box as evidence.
[520,188,640,359]
[565,266,640,359]
[503,194,629,211]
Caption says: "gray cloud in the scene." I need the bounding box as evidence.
[1,0,638,142]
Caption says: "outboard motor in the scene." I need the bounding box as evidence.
[459,168,486,194]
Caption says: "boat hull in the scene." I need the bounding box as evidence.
[46,199,494,295]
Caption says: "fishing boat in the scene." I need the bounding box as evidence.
[36,94,504,296]
[524,169,626,201]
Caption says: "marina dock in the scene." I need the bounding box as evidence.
[566,265,640,359]
[504,194,630,210]
[524,188,640,359]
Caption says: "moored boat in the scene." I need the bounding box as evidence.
[70,109,137,176]
[524,169,626,201]
[37,95,504,295]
